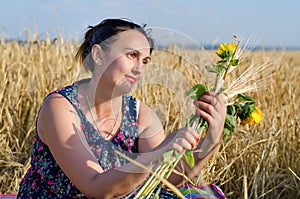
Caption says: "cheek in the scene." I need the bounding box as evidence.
[109,58,132,75]
[102,60,132,83]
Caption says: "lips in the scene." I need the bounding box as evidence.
[125,75,137,83]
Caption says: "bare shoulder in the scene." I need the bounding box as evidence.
[36,92,104,194]
[138,102,161,132]
[37,92,81,145]
[137,101,166,153]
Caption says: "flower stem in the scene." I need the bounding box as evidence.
[222,37,240,81]
[115,150,185,199]
[133,150,186,198]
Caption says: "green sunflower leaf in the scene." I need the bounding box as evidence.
[223,127,233,143]
[185,84,209,100]
[227,104,236,116]
[237,93,254,101]
[205,65,226,74]
[237,102,256,120]
[231,59,239,66]
[184,150,195,168]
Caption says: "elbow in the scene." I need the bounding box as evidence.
[79,172,141,199]
[72,174,111,199]
[79,186,116,199]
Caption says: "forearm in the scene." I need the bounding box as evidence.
[86,144,171,198]
[89,168,148,198]
[167,141,221,185]
[186,134,222,180]
[197,133,221,159]
[188,143,220,179]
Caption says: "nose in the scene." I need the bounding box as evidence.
[132,59,145,75]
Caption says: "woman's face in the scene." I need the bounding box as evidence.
[97,29,151,95]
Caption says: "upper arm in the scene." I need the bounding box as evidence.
[37,93,103,195]
[137,102,166,153]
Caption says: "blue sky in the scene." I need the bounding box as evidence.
[1,0,299,48]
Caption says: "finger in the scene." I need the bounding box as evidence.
[175,137,194,151]
[197,100,217,116]
[185,127,201,147]
[198,94,218,106]
[201,91,225,105]
[196,108,213,124]
[189,127,201,143]
[199,95,226,117]
[173,137,189,153]
[173,135,194,151]
[179,128,199,148]
[185,127,200,140]
[214,95,227,115]
[215,93,225,106]
[194,100,217,113]
[173,138,184,153]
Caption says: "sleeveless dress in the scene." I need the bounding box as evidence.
[17,83,225,199]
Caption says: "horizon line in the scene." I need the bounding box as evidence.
[3,38,300,51]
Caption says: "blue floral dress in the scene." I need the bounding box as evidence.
[17,83,225,199]
[16,83,176,198]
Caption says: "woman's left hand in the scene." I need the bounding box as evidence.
[193,92,226,145]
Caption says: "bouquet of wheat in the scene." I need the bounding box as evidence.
[117,35,273,198]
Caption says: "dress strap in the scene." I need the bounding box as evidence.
[136,99,140,120]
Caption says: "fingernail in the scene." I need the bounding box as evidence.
[196,137,200,142]
[203,92,210,95]
[191,143,194,149]
[196,109,201,115]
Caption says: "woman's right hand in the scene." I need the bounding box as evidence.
[166,127,200,153]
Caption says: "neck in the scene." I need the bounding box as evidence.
[85,79,122,120]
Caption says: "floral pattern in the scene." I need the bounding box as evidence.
[17,83,180,198]
[17,83,137,198]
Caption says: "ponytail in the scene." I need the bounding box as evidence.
[75,24,101,67]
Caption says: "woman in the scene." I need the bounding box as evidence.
[17,18,226,198]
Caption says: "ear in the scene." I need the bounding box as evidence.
[91,44,103,65]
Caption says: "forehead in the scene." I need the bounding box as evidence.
[112,29,151,52]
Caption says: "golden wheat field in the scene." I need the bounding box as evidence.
[0,35,299,199]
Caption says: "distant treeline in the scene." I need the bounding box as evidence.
[3,39,300,51]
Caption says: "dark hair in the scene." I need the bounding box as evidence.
[76,18,154,71]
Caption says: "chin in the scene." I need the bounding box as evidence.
[114,81,133,95]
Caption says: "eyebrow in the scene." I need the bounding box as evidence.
[124,47,151,61]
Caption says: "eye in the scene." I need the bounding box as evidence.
[127,52,137,59]
[143,58,150,65]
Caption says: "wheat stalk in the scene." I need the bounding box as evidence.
[224,60,275,100]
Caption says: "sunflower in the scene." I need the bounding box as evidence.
[216,42,237,60]
[241,106,264,125]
